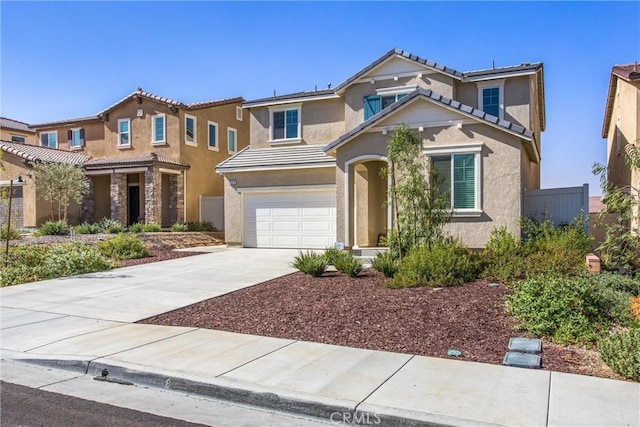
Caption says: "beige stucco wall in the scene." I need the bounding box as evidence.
[334,123,523,248]
[222,167,336,246]
[179,101,248,222]
[606,78,639,190]
[1,128,36,145]
[248,98,345,149]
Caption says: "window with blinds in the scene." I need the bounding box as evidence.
[431,153,477,210]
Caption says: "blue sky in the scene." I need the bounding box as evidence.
[1,2,639,194]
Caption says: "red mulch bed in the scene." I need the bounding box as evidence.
[140,269,621,379]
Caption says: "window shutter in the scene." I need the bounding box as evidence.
[363,95,381,121]
[453,154,475,209]
[79,128,85,147]
[67,129,72,147]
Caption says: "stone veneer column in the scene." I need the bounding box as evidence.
[144,166,162,224]
[168,175,178,225]
[110,173,127,224]
[81,175,95,223]
[176,172,184,224]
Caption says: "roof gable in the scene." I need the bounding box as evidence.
[375,97,467,129]
[324,89,536,160]
[602,63,640,137]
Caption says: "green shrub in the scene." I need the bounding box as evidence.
[39,220,70,236]
[333,251,363,278]
[482,227,524,283]
[599,328,640,381]
[389,240,481,288]
[292,251,327,277]
[170,222,188,232]
[590,272,640,296]
[372,250,399,278]
[97,234,151,260]
[1,242,111,287]
[74,222,102,234]
[322,247,344,266]
[1,225,21,240]
[507,275,610,345]
[591,272,639,327]
[127,222,144,233]
[98,218,124,234]
[186,221,216,232]
[520,216,593,277]
[141,223,161,232]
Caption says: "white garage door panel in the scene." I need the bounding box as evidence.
[244,190,336,249]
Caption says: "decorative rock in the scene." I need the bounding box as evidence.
[508,337,542,354]
[488,283,500,287]
[433,287,443,291]
[503,351,541,369]
[447,349,462,357]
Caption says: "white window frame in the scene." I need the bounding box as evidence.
[477,79,505,119]
[207,121,219,151]
[184,114,197,146]
[117,118,131,148]
[236,106,243,121]
[227,127,237,154]
[268,103,302,144]
[425,144,483,217]
[69,128,83,149]
[10,135,25,143]
[152,113,166,145]
[40,131,57,149]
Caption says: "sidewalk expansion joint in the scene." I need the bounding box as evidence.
[354,355,415,413]
[24,322,128,353]
[215,339,299,378]
[545,370,552,427]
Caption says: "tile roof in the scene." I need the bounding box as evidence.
[243,89,337,107]
[463,62,543,79]
[186,97,245,109]
[0,117,35,133]
[0,140,89,165]
[30,115,101,129]
[323,88,535,154]
[602,63,640,137]
[84,153,189,169]
[589,196,605,214]
[216,144,336,173]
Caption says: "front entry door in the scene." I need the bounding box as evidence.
[128,185,140,225]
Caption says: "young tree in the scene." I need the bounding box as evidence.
[383,124,451,258]
[32,162,90,221]
[592,141,640,271]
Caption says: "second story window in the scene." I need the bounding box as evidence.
[477,80,504,119]
[40,131,57,148]
[67,128,84,149]
[10,135,25,143]
[118,119,130,147]
[152,113,166,144]
[363,93,408,121]
[228,127,237,153]
[208,121,218,150]
[185,114,197,146]
[269,104,301,142]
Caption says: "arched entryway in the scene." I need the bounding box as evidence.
[346,156,390,248]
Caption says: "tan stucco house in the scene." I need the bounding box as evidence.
[1,89,247,228]
[602,63,640,232]
[0,117,36,144]
[216,48,545,249]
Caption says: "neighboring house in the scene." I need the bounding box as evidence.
[1,88,247,228]
[602,63,640,232]
[0,117,36,144]
[216,48,545,249]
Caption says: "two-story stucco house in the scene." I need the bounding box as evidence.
[602,63,640,233]
[216,48,545,249]
[1,89,247,228]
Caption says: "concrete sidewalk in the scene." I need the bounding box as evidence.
[2,249,639,426]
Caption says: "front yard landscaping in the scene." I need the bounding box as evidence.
[140,268,624,380]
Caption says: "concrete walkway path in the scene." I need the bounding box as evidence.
[2,248,638,426]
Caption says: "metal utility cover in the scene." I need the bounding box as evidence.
[503,352,541,369]
[508,337,542,354]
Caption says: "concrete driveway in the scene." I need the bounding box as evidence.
[1,248,298,323]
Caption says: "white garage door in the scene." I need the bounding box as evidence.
[244,190,336,249]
